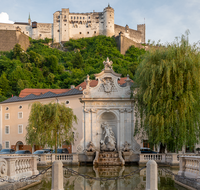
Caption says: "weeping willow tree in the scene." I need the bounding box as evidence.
[133,33,200,152]
[26,102,77,153]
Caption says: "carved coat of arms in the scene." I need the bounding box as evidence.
[102,78,113,93]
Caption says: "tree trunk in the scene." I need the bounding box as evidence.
[55,132,57,153]
[159,143,166,153]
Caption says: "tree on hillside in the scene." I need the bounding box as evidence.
[133,33,200,152]
[26,102,77,153]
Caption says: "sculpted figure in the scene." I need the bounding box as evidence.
[85,141,96,152]
[101,122,116,151]
[103,57,113,69]
[122,141,131,152]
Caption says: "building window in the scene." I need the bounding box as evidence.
[87,32,89,34]
[64,24,66,26]
[79,32,82,34]
[19,105,22,109]
[57,30,60,32]
[64,15,66,18]
[40,34,42,36]
[77,17,79,19]
[66,100,70,105]
[94,31,96,34]
[79,86,82,91]
[80,17,82,19]
[57,16,60,19]
[18,124,23,134]
[83,17,85,19]
[88,17,90,19]
[71,16,73,19]
[5,141,9,149]
[74,16,76,19]
[5,113,9,120]
[143,140,149,148]
[5,126,9,134]
[18,112,23,119]
[6,107,9,110]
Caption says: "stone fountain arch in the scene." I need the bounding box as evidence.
[96,110,120,149]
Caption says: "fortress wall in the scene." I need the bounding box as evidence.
[115,34,145,55]
[128,28,142,43]
[114,24,142,43]
[17,30,30,50]
[0,30,30,51]
[68,12,103,39]
[37,23,52,39]
[114,24,125,36]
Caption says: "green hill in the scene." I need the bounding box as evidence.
[0,36,146,101]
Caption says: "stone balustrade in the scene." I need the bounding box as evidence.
[139,153,196,166]
[0,155,38,180]
[178,156,200,178]
[36,153,79,165]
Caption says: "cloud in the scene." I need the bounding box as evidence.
[0,12,14,24]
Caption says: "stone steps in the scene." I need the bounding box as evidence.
[97,152,122,166]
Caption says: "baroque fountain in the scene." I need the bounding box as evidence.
[77,58,141,165]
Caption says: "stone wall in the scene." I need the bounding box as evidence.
[114,24,144,43]
[115,34,146,55]
[0,30,30,51]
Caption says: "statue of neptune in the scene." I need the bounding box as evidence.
[101,122,116,151]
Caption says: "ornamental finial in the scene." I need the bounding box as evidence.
[103,57,113,70]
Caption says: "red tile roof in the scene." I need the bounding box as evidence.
[19,88,70,98]
[75,77,133,90]
[19,77,133,97]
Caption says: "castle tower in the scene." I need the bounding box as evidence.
[28,13,31,25]
[137,24,146,43]
[53,11,61,43]
[60,8,69,42]
[103,4,114,37]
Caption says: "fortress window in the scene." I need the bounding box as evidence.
[64,24,66,26]
[88,17,90,19]
[79,32,82,34]
[94,31,96,34]
[87,32,89,34]
[57,30,60,32]
[65,30,66,32]
[40,34,42,36]
[66,100,70,104]
[6,107,9,110]
[64,15,66,18]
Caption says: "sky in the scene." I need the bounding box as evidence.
[0,0,200,45]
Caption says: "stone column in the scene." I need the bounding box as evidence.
[84,108,90,149]
[178,156,186,176]
[51,161,64,190]
[146,160,158,190]
[126,108,133,146]
[119,109,125,148]
[31,156,39,175]
[91,109,97,143]
[6,158,16,178]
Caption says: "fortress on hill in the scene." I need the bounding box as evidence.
[0,5,146,53]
